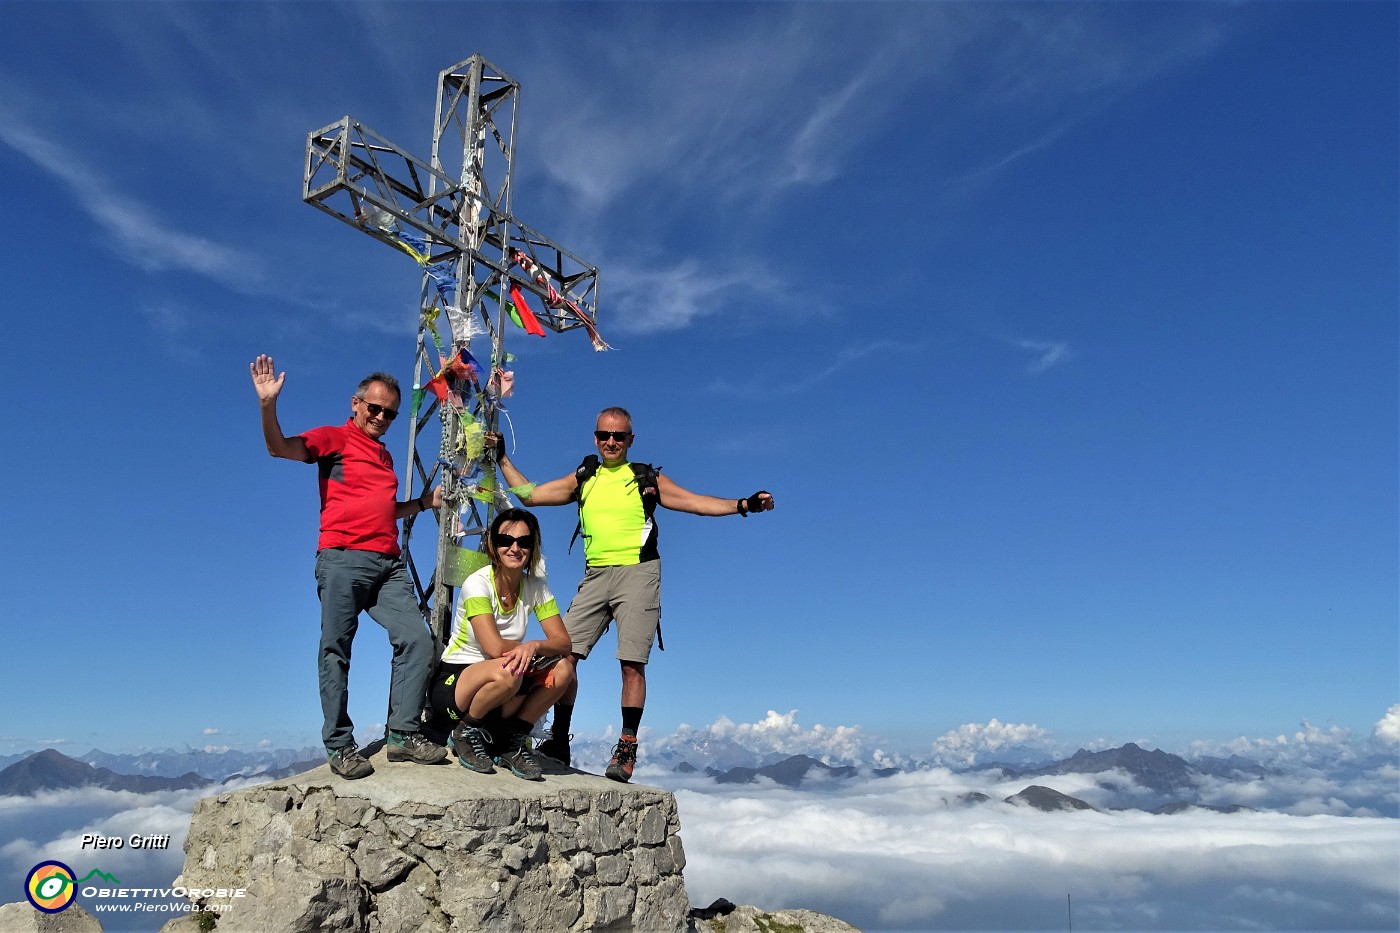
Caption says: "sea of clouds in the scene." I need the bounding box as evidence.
[602,707,1400,930]
[2,708,1396,932]
[665,771,1396,930]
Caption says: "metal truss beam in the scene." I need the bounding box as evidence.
[302,53,601,646]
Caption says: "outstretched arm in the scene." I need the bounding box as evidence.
[485,431,577,506]
[657,474,775,517]
[250,354,310,462]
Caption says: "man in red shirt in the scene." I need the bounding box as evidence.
[251,355,446,779]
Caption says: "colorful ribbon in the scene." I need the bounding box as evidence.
[510,249,611,351]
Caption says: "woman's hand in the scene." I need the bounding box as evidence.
[499,641,537,677]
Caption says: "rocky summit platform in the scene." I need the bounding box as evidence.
[174,741,690,932]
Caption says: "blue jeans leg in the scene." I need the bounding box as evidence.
[315,548,370,750]
[364,558,435,735]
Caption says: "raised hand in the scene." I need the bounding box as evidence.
[250,354,285,402]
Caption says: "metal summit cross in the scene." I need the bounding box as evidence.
[302,54,603,644]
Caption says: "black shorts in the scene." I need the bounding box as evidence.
[430,656,558,723]
[429,662,470,723]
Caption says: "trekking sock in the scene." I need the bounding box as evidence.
[477,708,508,745]
[551,703,575,737]
[621,706,643,736]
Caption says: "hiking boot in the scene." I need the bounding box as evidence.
[605,735,638,783]
[495,729,544,781]
[450,723,496,774]
[536,731,572,767]
[327,743,374,780]
[386,729,447,764]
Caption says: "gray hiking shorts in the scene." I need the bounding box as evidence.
[563,561,661,664]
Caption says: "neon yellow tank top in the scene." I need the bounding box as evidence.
[579,462,656,566]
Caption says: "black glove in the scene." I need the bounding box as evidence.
[737,491,770,517]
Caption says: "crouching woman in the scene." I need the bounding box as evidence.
[431,508,575,780]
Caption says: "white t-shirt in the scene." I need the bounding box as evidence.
[441,565,559,665]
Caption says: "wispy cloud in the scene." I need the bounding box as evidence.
[1016,338,1075,374]
[708,340,914,398]
[0,116,265,294]
[527,6,945,211]
[530,4,1233,212]
[606,257,765,335]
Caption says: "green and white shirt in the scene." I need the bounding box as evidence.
[441,566,559,665]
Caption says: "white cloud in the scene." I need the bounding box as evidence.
[200,728,220,736]
[648,710,871,769]
[1192,719,1371,771]
[929,718,1056,767]
[670,770,1399,931]
[1373,704,1400,745]
[0,738,68,748]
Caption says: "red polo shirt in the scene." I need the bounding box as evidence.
[300,420,402,556]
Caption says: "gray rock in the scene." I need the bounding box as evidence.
[170,745,691,932]
[689,904,863,933]
[0,901,105,932]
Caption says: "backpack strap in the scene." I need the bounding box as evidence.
[629,462,661,519]
[567,455,601,554]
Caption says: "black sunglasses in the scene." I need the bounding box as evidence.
[493,533,535,550]
[594,430,631,442]
[356,397,399,421]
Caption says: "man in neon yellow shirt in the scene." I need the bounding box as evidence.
[490,407,774,782]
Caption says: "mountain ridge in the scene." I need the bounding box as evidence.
[0,748,211,796]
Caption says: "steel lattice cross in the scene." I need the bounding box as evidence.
[302,53,601,645]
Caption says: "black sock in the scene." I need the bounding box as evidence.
[621,706,643,736]
[478,708,508,735]
[551,703,574,738]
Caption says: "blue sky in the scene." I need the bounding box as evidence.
[0,2,1394,759]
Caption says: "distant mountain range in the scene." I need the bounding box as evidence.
[0,748,323,797]
[704,754,894,786]
[0,749,211,796]
[2,740,1389,817]
[80,746,324,780]
[1002,741,1219,793]
[675,742,1286,814]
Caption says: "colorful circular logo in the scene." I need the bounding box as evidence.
[25,861,76,913]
